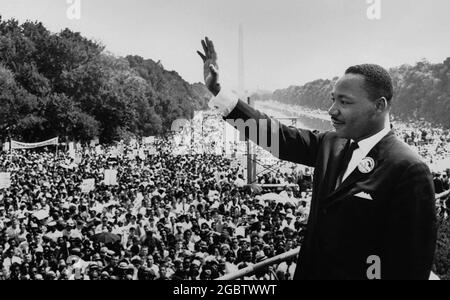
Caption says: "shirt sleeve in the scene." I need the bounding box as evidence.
[208,89,239,117]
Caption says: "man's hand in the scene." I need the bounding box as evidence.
[197,37,221,96]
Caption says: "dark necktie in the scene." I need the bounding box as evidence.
[335,141,359,189]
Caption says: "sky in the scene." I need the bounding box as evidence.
[1,0,450,92]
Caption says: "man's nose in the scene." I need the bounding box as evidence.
[328,102,339,117]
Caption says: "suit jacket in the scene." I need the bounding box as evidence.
[226,100,437,280]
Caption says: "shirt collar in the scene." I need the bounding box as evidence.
[354,120,391,156]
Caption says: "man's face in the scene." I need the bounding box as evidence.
[24,253,32,262]
[141,247,149,256]
[110,256,119,267]
[159,267,167,278]
[183,258,190,269]
[329,74,380,141]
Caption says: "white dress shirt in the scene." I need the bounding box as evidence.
[208,90,239,116]
[341,124,391,182]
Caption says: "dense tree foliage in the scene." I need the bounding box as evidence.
[255,60,450,128]
[0,17,210,143]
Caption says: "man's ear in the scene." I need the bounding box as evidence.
[374,97,388,112]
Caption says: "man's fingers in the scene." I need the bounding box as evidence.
[201,39,209,57]
[197,51,206,62]
[206,37,217,60]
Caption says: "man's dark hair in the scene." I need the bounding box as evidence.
[345,64,394,103]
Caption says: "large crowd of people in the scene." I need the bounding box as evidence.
[394,119,450,168]
[392,119,450,218]
[0,133,311,280]
[0,109,449,281]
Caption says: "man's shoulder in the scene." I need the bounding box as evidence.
[319,131,349,149]
[381,133,431,175]
[384,134,426,165]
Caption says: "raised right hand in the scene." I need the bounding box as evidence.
[197,37,221,96]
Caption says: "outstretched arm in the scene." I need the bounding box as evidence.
[197,37,325,167]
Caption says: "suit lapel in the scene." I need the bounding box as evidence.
[317,139,349,201]
[322,130,395,207]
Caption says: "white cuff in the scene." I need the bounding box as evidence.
[208,90,239,117]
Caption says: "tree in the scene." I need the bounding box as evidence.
[0,17,209,143]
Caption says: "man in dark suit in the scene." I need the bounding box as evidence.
[197,37,437,280]
[434,173,444,194]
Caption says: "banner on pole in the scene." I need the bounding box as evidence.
[11,138,58,150]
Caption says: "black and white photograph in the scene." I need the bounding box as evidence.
[0,0,449,286]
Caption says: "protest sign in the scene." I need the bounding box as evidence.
[80,179,95,193]
[68,142,76,158]
[138,149,146,160]
[148,146,158,156]
[74,154,82,165]
[0,173,11,189]
[142,136,155,144]
[104,170,118,186]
